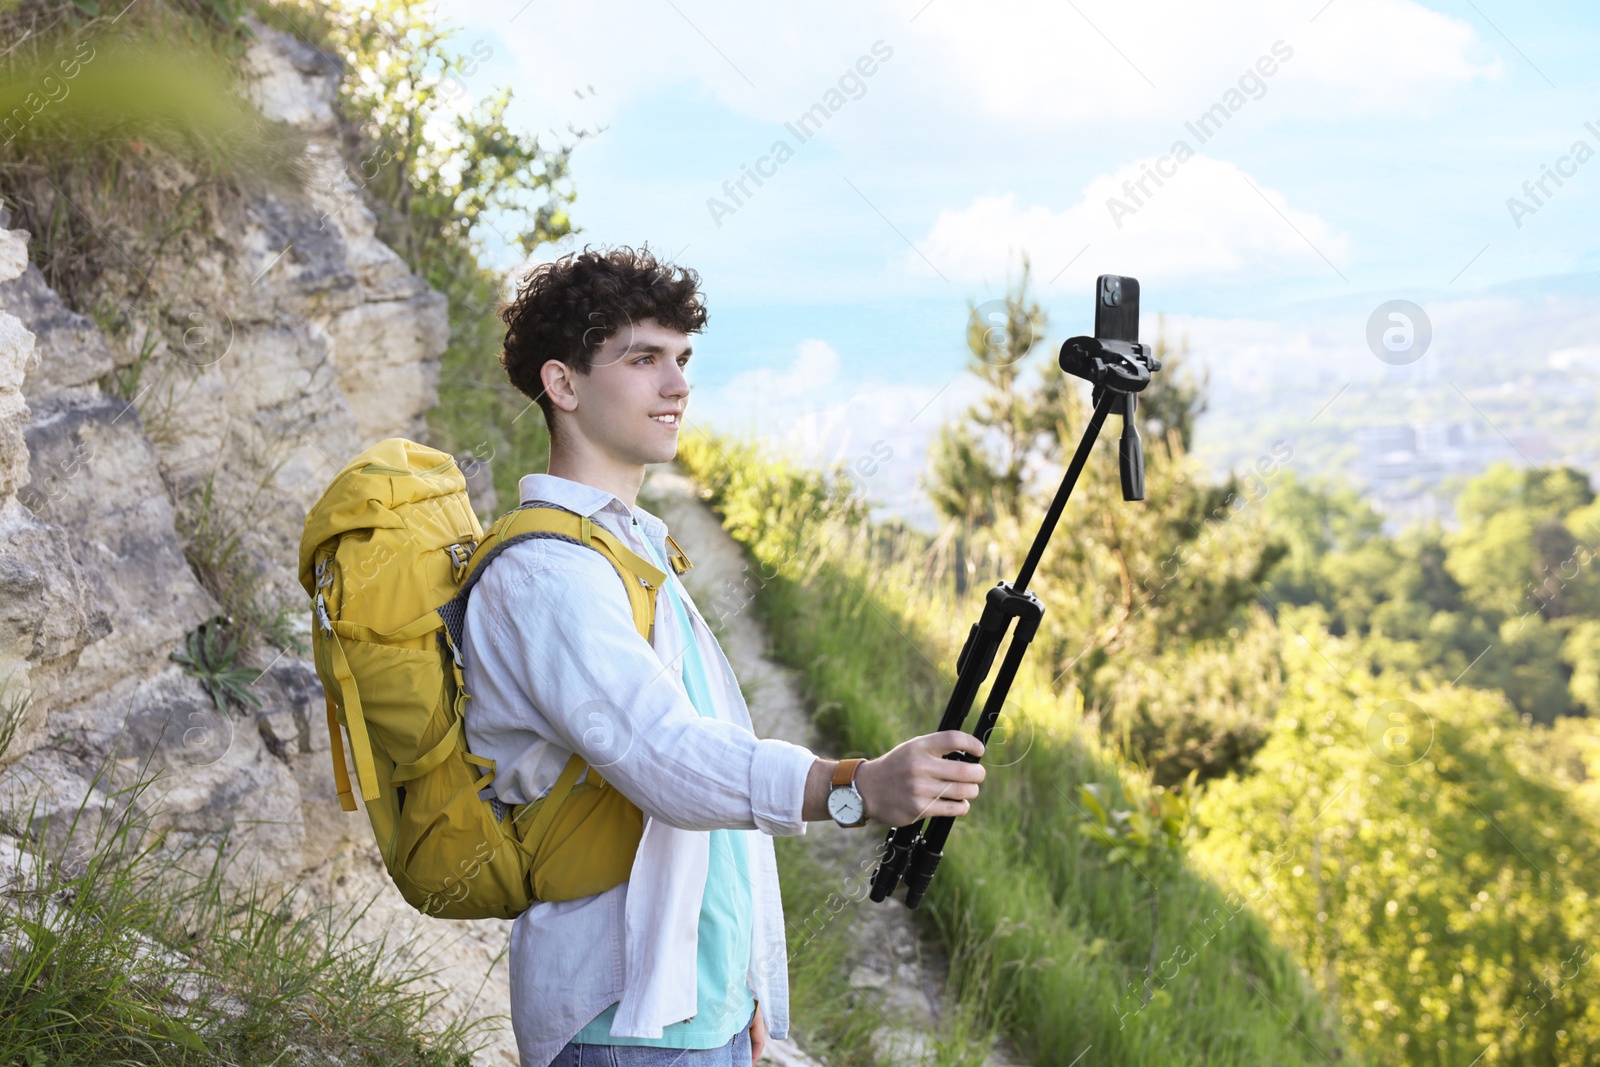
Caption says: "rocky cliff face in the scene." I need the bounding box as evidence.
[0,19,516,1064]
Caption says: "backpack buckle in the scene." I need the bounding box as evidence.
[664,534,693,575]
[446,541,475,582]
[441,628,464,668]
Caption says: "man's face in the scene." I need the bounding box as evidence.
[551,317,692,466]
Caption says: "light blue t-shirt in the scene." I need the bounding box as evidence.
[573,525,756,1048]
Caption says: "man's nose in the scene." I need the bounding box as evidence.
[664,364,690,398]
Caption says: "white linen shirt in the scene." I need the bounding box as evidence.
[461,472,816,1067]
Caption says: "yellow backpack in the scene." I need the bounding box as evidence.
[296,439,691,919]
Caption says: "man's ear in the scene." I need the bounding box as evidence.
[540,358,580,414]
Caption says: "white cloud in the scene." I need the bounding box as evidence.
[705,338,841,414]
[1287,0,1499,110]
[1550,346,1600,371]
[689,339,989,525]
[484,0,1494,136]
[917,155,1351,286]
[910,0,1497,125]
[686,339,849,461]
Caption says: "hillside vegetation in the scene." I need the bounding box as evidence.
[676,268,1600,1066]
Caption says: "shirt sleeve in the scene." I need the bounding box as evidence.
[475,536,815,836]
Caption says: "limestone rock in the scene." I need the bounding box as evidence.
[0,498,108,762]
[0,223,76,765]
[253,657,325,755]
[847,964,891,990]
[109,665,306,887]
[19,389,216,710]
[1,263,120,397]
[322,290,446,443]
[0,226,37,502]
[242,14,341,134]
[0,15,482,1060]
[0,223,26,280]
[237,15,445,447]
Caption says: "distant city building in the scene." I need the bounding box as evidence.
[1356,421,1504,530]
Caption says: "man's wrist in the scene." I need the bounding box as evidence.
[852,756,878,823]
[803,756,878,825]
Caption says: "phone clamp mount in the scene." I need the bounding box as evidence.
[1060,335,1161,502]
[867,283,1163,910]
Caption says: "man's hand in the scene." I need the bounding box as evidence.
[803,731,985,827]
[857,731,986,826]
[749,1002,767,1062]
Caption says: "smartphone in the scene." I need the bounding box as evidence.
[1094,275,1140,343]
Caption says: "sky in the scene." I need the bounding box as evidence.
[440,0,1600,526]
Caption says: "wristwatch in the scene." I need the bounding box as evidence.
[827,758,868,828]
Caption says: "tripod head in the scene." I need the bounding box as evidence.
[1059,336,1161,393]
[1058,335,1163,501]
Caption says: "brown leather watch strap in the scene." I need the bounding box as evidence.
[831,758,865,788]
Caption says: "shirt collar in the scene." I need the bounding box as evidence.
[517,471,670,541]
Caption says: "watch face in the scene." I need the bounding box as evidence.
[828,787,864,826]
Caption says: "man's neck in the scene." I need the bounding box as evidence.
[545,442,645,510]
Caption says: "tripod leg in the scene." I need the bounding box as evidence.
[869,598,1011,901]
[903,601,1040,909]
[868,822,920,902]
[1013,389,1114,594]
[874,394,1112,906]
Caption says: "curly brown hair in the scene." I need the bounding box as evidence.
[499,246,708,437]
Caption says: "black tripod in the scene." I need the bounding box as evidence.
[868,330,1163,909]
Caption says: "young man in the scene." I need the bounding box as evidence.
[462,246,985,1067]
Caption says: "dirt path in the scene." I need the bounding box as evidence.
[642,466,1023,1067]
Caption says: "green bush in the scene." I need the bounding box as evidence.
[1194,624,1600,1065]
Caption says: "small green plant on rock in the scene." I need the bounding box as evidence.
[170,618,261,716]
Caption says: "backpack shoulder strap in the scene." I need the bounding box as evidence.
[456,505,667,641]
[446,505,687,835]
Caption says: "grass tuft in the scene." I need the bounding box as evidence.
[0,755,487,1065]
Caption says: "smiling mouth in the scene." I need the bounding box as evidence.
[650,413,680,425]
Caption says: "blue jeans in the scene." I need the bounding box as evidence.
[549,1022,752,1066]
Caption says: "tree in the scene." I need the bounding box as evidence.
[1561,620,1600,715]
[1136,321,1208,453]
[924,255,1047,529]
[1263,463,1600,723]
